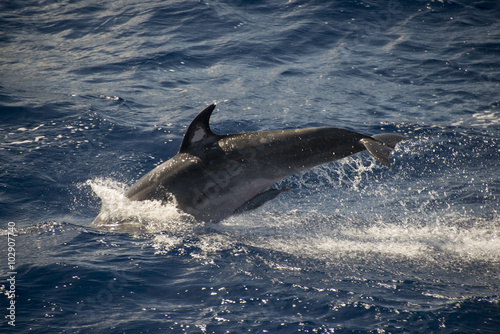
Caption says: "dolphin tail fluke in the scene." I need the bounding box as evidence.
[371,134,408,149]
[360,134,408,167]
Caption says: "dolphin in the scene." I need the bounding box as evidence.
[103,104,407,223]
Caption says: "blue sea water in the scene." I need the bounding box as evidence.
[1,0,500,332]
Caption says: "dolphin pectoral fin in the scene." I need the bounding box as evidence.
[234,187,289,214]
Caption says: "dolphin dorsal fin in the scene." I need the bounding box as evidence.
[179,104,222,154]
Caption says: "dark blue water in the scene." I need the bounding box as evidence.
[1,0,500,332]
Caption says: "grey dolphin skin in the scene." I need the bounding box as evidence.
[118,104,407,223]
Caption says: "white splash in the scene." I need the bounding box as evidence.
[87,178,196,234]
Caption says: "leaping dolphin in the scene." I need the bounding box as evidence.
[98,104,407,223]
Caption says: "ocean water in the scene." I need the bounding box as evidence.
[1,0,499,332]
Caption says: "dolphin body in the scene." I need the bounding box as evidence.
[112,104,406,223]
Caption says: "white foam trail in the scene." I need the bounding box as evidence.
[219,209,500,267]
